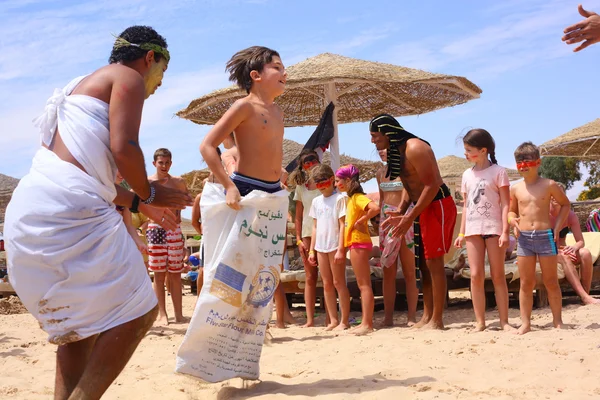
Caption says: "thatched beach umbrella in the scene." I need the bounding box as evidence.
[437,155,520,181]
[181,169,212,198]
[282,139,381,188]
[177,53,482,170]
[540,118,600,158]
[183,139,382,197]
[0,173,20,224]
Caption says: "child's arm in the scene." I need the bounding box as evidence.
[191,194,202,235]
[565,212,585,254]
[549,180,571,243]
[397,188,411,215]
[498,185,510,248]
[308,219,317,265]
[335,216,346,264]
[354,201,380,233]
[199,99,252,210]
[295,200,305,249]
[508,185,521,237]
[123,208,147,253]
[454,191,468,248]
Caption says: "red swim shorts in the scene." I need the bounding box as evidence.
[417,196,457,260]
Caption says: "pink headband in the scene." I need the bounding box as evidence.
[335,164,359,179]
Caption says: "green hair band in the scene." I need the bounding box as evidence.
[112,35,170,63]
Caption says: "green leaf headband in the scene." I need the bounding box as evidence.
[112,35,170,63]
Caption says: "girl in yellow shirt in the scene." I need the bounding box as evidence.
[335,165,380,335]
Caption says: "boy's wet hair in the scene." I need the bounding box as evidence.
[310,164,335,183]
[153,148,172,161]
[109,26,168,64]
[463,129,498,164]
[514,141,540,161]
[226,46,280,93]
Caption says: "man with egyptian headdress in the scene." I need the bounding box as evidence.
[372,114,456,330]
[3,26,192,398]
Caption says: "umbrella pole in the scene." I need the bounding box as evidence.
[325,83,340,171]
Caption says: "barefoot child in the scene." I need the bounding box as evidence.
[454,129,513,332]
[335,165,380,335]
[178,46,288,382]
[307,164,350,331]
[290,149,322,327]
[509,142,570,334]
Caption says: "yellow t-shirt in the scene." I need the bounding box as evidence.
[344,193,372,247]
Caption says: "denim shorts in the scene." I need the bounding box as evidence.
[516,229,558,257]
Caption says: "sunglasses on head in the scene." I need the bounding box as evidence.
[315,179,332,189]
[516,159,541,170]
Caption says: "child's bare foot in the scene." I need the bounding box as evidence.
[174,315,189,324]
[554,320,565,329]
[411,317,431,329]
[422,320,444,330]
[406,316,417,327]
[349,324,373,336]
[406,320,416,327]
[472,322,486,332]
[301,322,314,328]
[284,314,297,324]
[378,318,394,328]
[333,323,350,331]
[325,322,339,331]
[155,315,169,327]
[273,321,286,329]
[515,324,531,335]
[582,296,600,305]
[501,323,516,332]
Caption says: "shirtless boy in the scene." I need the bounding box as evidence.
[147,148,189,325]
[508,142,570,334]
[373,114,457,330]
[200,46,287,200]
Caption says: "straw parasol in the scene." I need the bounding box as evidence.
[0,173,20,224]
[540,118,600,158]
[282,138,381,188]
[182,138,382,197]
[437,155,520,181]
[181,169,212,198]
[177,53,482,170]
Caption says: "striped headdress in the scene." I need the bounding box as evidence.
[369,114,429,180]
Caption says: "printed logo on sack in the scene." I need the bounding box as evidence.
[246,265,279,308]
[210,262,246,307]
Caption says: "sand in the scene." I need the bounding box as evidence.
[2,292,600,399]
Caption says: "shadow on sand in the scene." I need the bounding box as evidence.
[216,374,435,399]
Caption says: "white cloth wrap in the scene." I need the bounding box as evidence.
[4,76,156,344]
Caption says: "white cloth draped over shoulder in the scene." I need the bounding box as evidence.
[4,75,157,345]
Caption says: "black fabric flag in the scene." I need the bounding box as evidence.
[285,102,335,173]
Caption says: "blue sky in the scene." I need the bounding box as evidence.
[2,0,600,215]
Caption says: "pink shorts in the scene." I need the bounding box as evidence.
[146,223,185,273]
[349,242,373,250]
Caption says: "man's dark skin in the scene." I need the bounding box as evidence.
[42,49,193,399]
[373,132,448,330]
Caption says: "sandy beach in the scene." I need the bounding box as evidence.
[2,291,600,400]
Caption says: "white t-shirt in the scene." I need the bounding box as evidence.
[309,192,347,253]
[294,185,321,238]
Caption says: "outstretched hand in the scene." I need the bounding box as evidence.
[381,210,413,239]
[563,4,600,52]
[139,206,178,231]
[150,182,193,209]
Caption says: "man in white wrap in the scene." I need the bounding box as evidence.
[4,26,192,399]
[177,46,288,382]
